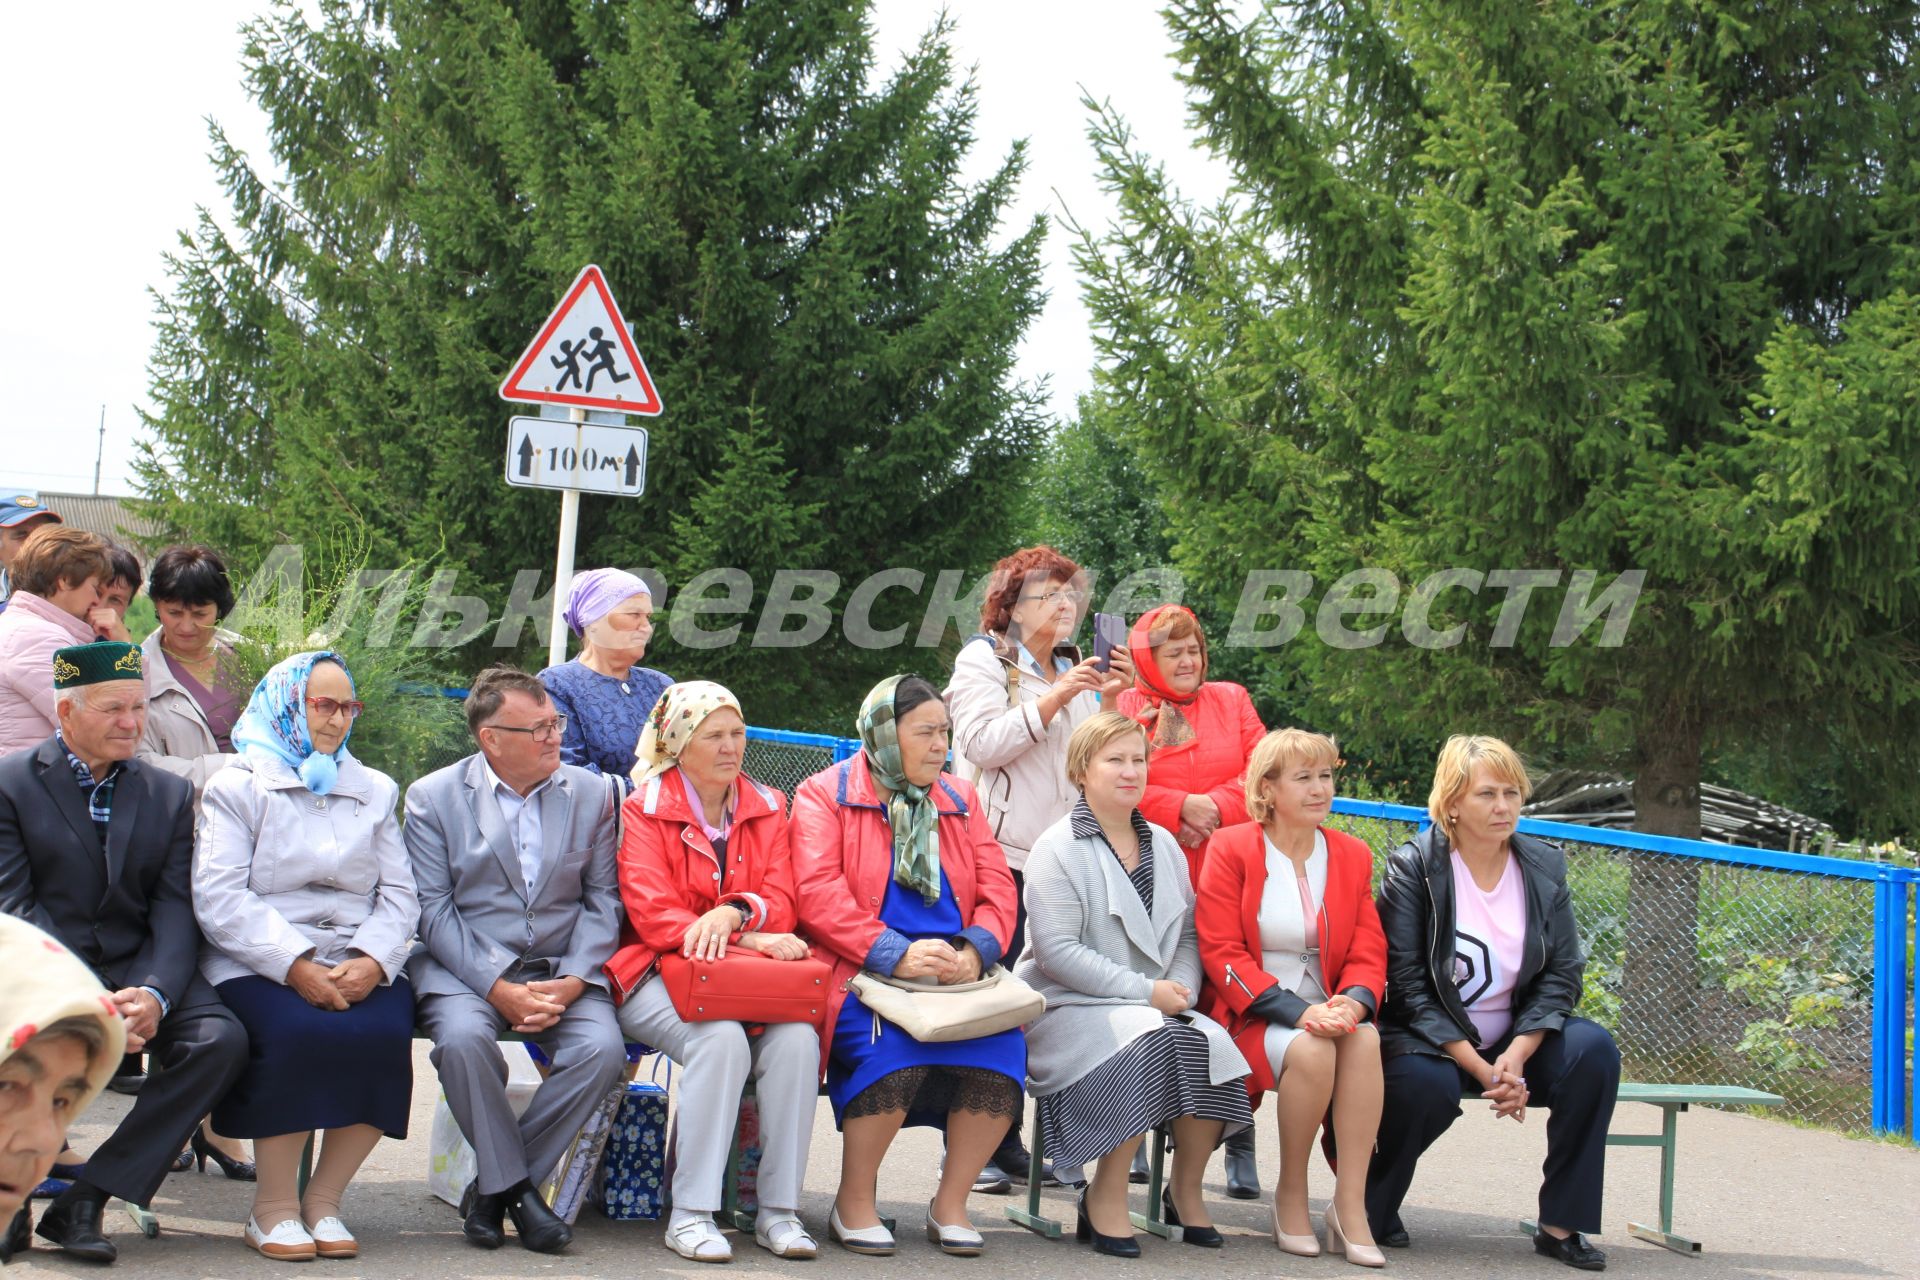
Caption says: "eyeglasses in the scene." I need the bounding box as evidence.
[1018,589,1083,607]
[305,697,365,721]
[484,716,569,742]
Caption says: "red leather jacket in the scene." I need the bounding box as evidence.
[604,767,797,1001]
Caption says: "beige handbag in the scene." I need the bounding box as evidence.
[849,965,1045,1043]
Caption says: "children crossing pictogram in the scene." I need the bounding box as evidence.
[499,265,662,414]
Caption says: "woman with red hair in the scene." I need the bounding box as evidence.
[944,544,1130,1190]
[1114,603,1267,1196]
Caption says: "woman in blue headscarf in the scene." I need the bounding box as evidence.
[192,652,419,1262]
[538,568,673,791]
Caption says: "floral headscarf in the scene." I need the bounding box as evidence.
[231,650,356,796]
[856,675,942,905]
[1128,604,1208,748]
[0,915,126,1120]
[630,681,741,787]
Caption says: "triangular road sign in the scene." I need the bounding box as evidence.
[499,264,663,415]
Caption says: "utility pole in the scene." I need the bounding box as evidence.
[93,405,105,495]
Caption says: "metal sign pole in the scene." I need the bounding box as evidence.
[547,406,585,668]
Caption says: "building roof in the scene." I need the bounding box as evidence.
[37,491,164,557]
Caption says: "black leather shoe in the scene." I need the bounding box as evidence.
[1076,1190,1141,1258]
[505,1183,571,1253]
[1160,1189,1222,1248]
[992,1139,1057,1187]
[2,1207,29,1264]
[1128,1147,1150,1184]
[35,1188,117,1263]
[1224,1129,1260,1199]
[1534,1228,1607,1271]
[1376,1212,1410,1248]
[106,1053,145,1096]
[459,1179,505,1250]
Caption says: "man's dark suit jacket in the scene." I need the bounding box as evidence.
[0,735,200,1002]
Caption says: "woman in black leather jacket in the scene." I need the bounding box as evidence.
[1364,736,1619,1273]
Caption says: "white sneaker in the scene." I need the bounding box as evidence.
[245,1216,317,1262]
[828,1203,895,1256]
[666,1213,733,1263]
[754,1212,818,1259]
[304,1215,357,1259]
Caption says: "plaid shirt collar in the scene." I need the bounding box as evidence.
[57,731,123,832]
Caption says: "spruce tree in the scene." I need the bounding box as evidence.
[1079,0,1920,1052]
[138,0,1048,727]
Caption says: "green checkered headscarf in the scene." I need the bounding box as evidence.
[856,675,942,905]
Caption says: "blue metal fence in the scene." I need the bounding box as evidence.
[734,729,1918,1143]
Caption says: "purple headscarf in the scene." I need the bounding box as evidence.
[563,568,652,637]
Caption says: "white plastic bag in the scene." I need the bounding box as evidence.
[426,1043,542,1207]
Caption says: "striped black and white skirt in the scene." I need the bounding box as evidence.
[1037,1017,1253,1166]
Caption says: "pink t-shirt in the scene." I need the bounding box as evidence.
[1450,850,1527,1047]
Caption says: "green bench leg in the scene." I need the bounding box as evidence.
[1126,1128,1178,1241]
[120,1201,160,1238]
[1003,1104,1061,1238]
[298,1132,315,1198]
[721,1077,892,1235]
[1520,1102,1703,1255]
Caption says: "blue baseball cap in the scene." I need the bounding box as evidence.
[0,493,61,530]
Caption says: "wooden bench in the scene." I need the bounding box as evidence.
[1003,1081,1785,1254]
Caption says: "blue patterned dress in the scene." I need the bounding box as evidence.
[537,659,673,790]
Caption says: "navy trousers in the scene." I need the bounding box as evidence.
[1365,1016,1620,1237]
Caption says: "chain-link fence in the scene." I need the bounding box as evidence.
[1326,803,1899,1136]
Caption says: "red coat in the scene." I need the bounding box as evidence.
[1115,681,1265,880]
[789,752,1017,1065]
[604,768,798,1001]
[1195,821,1387,1099]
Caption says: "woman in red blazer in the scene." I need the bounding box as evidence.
[1197,729,1388,1267]
[604,681,820,1265]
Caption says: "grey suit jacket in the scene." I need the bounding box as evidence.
[403,753,623,1000]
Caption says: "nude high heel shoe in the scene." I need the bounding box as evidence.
[1325,1202,1386,1267]
[1271,1196,1321,1256]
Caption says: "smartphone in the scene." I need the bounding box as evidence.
[1092,612,1128,673]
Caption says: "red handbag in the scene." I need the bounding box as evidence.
[657,949,832,1027]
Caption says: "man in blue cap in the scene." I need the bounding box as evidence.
[0,493,62,615]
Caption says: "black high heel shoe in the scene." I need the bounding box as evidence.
[1076,1189,1141,1258]
[1160,1189,1223,1248]
[191,1129,257,1181]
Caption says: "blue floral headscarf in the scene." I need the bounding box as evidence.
[231,651,357,795]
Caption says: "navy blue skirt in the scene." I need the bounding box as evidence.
[213,974,415,1139]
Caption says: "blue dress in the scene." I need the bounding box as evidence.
[537,659,673,789]
[827,868,1026,1130]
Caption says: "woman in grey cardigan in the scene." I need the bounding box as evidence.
[1015,713,1252,1257]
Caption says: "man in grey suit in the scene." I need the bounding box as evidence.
[405,665,628,1254]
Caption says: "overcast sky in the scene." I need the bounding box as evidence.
[0,2,1234,499]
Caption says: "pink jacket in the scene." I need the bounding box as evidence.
[789,752,1018,1066]
[0,592,97,756]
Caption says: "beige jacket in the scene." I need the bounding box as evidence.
[944,633,1099,871]
[138,627,242,805]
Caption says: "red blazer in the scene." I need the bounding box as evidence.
[789,752,1017,1065]
[604,768,798,1001]
[1195,820,1387,1098]
[1115,681,1265,881]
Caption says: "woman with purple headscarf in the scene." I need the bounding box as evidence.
[537,569,673,793]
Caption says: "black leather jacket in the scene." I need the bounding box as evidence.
[1374,823,1586,1060]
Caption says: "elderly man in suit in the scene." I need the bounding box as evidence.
[0,641,248,1263]
[405,664,627,1254]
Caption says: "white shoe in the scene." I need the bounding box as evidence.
[304,1215,357,1259]
[245,1216,317,1261]
[666,1213,733,1263]
[828,1203,895,1256]
[754,1212,818,1259]
[924,1201,984,1256]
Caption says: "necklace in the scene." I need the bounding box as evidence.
[162,642,218,672]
